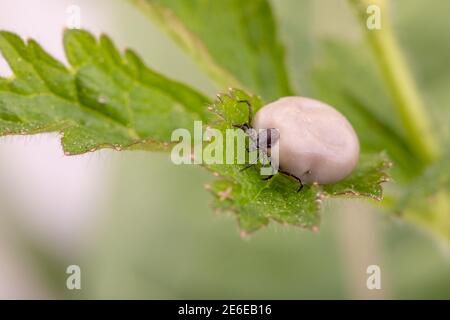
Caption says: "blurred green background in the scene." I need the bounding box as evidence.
[0,0,449,299]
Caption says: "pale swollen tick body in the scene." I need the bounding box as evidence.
[233,97,360,192]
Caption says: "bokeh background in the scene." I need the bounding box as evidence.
[0,0,449,299]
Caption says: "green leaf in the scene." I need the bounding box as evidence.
[0,30,390,235]
[0,29,210,154]
[205,89,391,233]
[322,153,391,201]
[130,0,293,101]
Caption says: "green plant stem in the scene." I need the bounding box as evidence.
[348,0,441,165]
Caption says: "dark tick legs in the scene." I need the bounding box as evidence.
[232,99,305,192]
[278,169,304,192]
[240,152,259,172]
[240,163,256,172]
[232,100,253,130]
[237,100,253,125]
[260,169,304,192]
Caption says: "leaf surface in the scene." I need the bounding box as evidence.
[130,0,293,101]
[206,89,391,233]
[0,31,391,234]
[0,29,210,154]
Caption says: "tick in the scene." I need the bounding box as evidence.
[233,97,360,191]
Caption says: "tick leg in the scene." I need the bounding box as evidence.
[279,169,304,192]
[262,175,274,181]
[237,100,253,125]
[240,152,259,172]
[240,163,256,172]
[233,123,249,131]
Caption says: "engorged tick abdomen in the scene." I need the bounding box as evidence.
[253,96,360,184]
